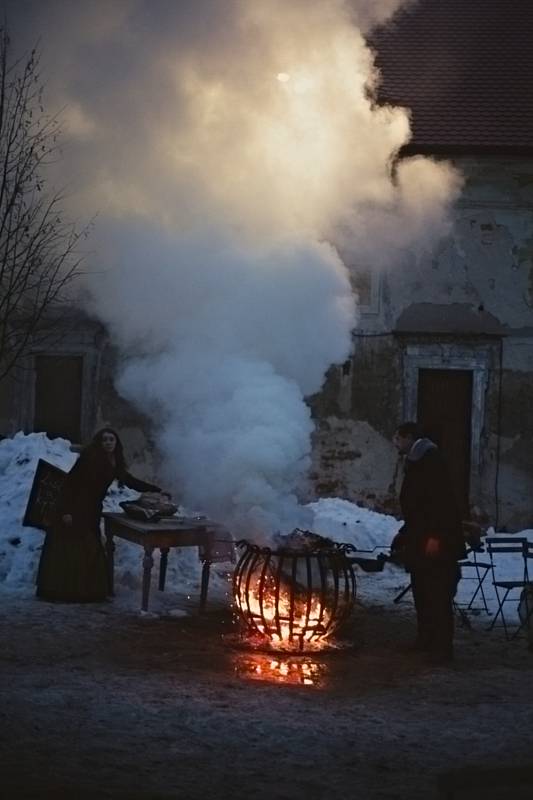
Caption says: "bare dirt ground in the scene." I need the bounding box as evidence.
[1,585,533,800]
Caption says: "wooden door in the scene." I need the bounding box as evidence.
[34,355,83,443]
[417,368,473,519]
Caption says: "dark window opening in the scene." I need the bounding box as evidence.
[34,355,83,443]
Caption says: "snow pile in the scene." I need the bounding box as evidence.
[1,433,530,624]
[0,433,207,598]
[0,433,77,586]
[310,497,400,552]
[0,433,403,602]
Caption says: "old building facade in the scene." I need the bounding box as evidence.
[310,1,533,530]
[0,316,159,478]
[311,156,533,530]
[1,0,532,529]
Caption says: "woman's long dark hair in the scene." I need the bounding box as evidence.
[87,427,128,483]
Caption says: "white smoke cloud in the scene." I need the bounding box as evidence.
[4,0,461,536]
[92,225,355,535]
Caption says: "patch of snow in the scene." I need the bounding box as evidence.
[0,432,530,624]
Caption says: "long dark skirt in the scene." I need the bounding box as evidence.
[36,521,109,603]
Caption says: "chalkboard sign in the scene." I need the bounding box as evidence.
[23,459,68,531]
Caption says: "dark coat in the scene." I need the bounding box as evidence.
[57,448,161,532]
[37,448,160,602]
[392,439,467,570]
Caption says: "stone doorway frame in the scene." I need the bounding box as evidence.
[11,317,103,444]
[400,339,496,499]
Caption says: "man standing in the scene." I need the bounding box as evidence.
[391,422,467,665]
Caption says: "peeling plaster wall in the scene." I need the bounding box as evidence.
[308,336,405,515]
[385,158,533,325]
[308,417,402,513]
[311,157,533,530]
[491,363,533,530]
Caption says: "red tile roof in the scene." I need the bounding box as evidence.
[369,0,533,154]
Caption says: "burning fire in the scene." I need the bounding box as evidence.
[233,533,356,652]
[234,571,334,650]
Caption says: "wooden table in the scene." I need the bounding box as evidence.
[102,512,230,613]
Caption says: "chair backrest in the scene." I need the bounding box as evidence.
[485,537,531,583]
[462,520,485,551]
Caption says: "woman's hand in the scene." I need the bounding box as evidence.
[62,514,73,526]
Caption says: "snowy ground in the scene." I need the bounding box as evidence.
[1,434,533,799]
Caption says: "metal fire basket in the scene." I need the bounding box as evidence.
[233,538,357,650]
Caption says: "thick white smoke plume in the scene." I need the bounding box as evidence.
[94,226,355,535]
[5,0,461,536]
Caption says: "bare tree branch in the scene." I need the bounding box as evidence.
[0,27,89,384]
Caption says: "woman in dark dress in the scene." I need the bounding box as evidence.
[36,428,162,602]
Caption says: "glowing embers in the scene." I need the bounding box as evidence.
[234,653,328,687]
[233,533,356,652]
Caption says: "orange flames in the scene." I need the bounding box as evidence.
[234,572,335,651]
[233,537,356,654]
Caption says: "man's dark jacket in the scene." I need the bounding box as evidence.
[392,438,467,570]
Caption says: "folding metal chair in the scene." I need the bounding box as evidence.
[392,522,490,615]
[486,536,533,639]
[455,543,492,615]
[393,581,412,604]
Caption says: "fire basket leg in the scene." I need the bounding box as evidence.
[142,546,155,612]
[200,559,211,614]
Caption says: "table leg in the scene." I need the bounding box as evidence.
[142,546,155,612]
[200,560,211,613]
[104,531,115,597]
[159,547,169,591]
